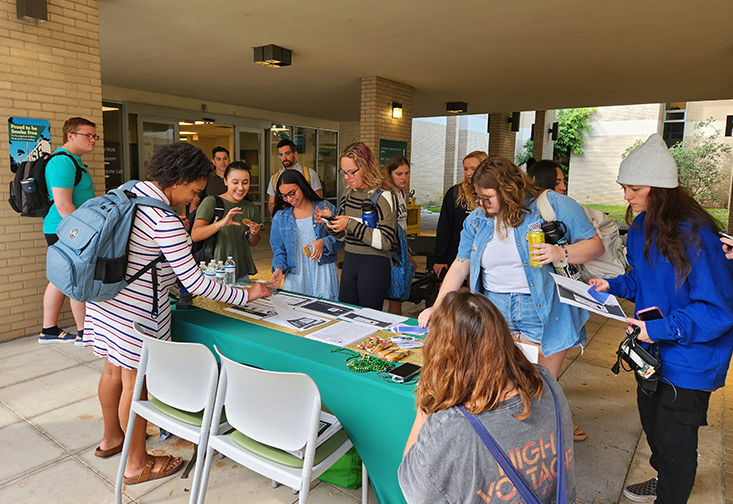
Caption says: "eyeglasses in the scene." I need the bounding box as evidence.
[71,132,100,141]
[277,151,294,158]
[340,168,360,179]
[279,188,298,200]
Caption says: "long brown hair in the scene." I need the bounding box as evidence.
[416,292,543,419]
[381,156,409,193]
[627,186,720,285]
[456,151,488,210]
[472,156,542,236]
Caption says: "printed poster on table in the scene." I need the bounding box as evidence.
[8,117,51,173]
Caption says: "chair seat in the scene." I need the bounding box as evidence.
[150,397,227,427]
[230,428,349,468]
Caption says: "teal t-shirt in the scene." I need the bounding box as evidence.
[43,148,95,234]
[196,195,262,279]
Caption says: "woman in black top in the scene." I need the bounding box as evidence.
[433,150,487,277]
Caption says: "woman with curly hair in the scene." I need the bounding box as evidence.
[589,134,733,504]
[433,150,488,278]
[84,142,270,485]
[317,142,398,309]
[419,155,603,441]
[400,292,575,504]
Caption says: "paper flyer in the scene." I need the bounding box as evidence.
[550,273,627,321]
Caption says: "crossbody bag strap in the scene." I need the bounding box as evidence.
[458,376,566,504]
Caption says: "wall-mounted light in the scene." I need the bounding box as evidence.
[508,112,520,132]
[392,102,403,119]
[549,122,559,141]
[446,102,468,114]
[254,45,292,67]
[16,0,47,23]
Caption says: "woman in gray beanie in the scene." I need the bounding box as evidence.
[590,133,733,504]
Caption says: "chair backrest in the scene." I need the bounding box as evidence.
[215,346,321,452]
[133,322,218,413]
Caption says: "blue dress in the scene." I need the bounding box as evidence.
[283,217,340,300]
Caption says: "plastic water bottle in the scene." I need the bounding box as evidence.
[204,262,216,282]
[224,256,236,285]
[216,261,225,284]
[199,261,206,274]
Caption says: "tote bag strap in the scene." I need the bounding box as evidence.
[458,377,566,504]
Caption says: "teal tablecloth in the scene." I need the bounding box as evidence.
[172,308,415,504]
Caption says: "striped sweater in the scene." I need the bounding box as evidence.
[84,181,248,370]
[331,187,398,259]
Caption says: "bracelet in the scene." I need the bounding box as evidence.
[561,244,568,260]
[214,221,220,230]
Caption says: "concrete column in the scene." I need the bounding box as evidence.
[488,112,516,158]
[0,0,104,340]
[533,110,556,160]
[359,77,414,160]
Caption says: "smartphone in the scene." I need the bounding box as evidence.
[717,231,733,241]
[388,363,421,383]
[637,306,663,321]
[321,215,336,223]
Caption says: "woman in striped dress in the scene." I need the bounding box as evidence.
[85,142,270,485]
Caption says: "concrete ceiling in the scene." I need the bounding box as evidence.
[99,0,733,123]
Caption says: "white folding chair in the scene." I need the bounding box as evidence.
[197,346,369,504]
[115,322,229,504]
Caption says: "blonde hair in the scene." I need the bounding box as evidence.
[456,151,488,210]
[340,142,383,191]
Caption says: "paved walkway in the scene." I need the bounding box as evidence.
[0,216,729,503]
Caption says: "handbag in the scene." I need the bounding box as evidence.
[458,377,567,504]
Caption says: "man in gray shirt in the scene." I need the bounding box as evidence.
[267,139,322,213]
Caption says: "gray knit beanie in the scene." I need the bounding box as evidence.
[617,133,678,188]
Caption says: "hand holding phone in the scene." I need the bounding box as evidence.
[636,306,663,321]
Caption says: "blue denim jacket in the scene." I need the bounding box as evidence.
[456,191,597,356]
[270,201,343,274]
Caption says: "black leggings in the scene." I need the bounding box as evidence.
[339,251,391,310]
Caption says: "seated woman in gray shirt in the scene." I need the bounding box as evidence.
[399,291,576,504]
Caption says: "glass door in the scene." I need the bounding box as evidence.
[317,129,339,206]
[137,116,177,180]
[236,127,265,222]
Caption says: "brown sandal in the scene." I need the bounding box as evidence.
[123,454,183,485]
[573,423,588,442]
[94,441,124,458]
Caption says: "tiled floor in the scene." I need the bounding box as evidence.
[0,214,728,503]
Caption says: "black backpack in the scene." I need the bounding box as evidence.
[9,151,85,218]
[188,194,225,263]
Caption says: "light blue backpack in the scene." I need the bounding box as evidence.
[46,180,175,318]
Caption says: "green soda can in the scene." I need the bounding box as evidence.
[528,231,545,267]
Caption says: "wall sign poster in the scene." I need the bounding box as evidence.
[378,139,407,167]
[8,117,51,173]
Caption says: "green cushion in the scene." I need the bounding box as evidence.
[230,428,349,469]
[149,397,227,427]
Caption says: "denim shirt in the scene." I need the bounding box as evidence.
[456,191,597,356]
[270,200,343,274]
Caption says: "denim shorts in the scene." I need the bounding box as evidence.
[484,291,544,344]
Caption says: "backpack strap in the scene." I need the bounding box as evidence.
[52,151,88,186]
[535,190,556,222]
[458,376,566,504]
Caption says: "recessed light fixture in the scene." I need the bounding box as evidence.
[446,102,468,114]
[392,102,403,119]
[254,45,292,67]
[179,131,197,135]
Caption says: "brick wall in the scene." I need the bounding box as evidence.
[0,0,103,341]
[359,77,413,159]
[488,112,516,158]
[567,104,662,205]
[338,120,360,155]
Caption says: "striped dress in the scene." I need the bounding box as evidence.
[83,181,248,370]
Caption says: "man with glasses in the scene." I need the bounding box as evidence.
[40,117,97,345]
[267,139,322,214]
